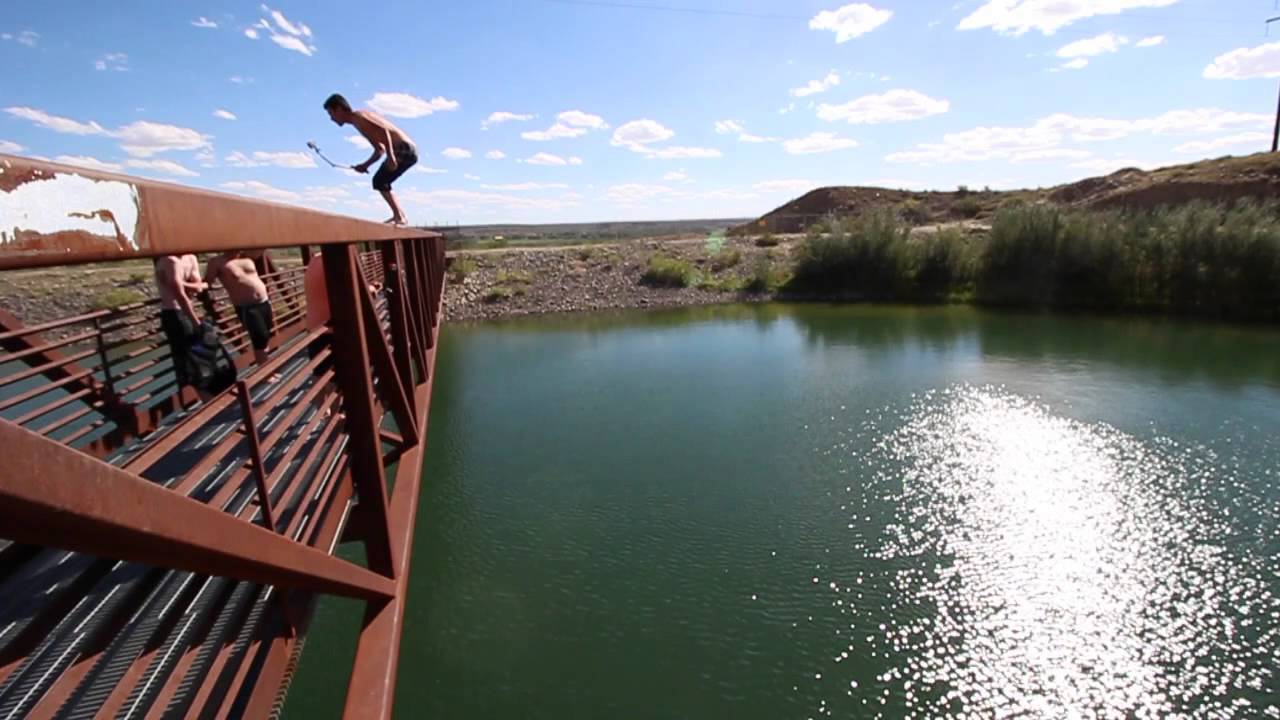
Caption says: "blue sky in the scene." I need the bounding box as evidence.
[3,1,1278,224]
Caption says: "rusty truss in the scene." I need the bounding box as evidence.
[0,154,446,718]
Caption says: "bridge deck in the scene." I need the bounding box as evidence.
[0,155,446,719]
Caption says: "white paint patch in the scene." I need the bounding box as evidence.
[1,171,141,249]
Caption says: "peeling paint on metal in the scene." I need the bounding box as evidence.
[1,171,141,249]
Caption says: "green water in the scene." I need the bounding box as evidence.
[287,304,1280,719]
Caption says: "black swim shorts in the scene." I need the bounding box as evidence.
[372,141,417,191]
[159,308,196,387]
[235,300,274,351]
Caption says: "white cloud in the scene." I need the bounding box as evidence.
[191,17,218,29]
[958,0,1178,36]
[225,150,317,168]
[213,109,237,120]
[521,110,608,141]
[398,188,581,211]
[647,146,722,159]
[569,156,583,165]
[441,147,472,159]
[125,158,199,177]
[221,180,300,202]
[809,3,893,43]
[753,179,815,194]
[366,92,460,118]
[6,107,214,158]
[817,89,950,124]
[270,34,315,55]
[523,152,571,166]
[1136,35,1165,48]
[738,133,779,143]
[345,134,367,148]
[2,31,39,47]
[888,108,1270,165]
[714,120,744,135]
[783,132,860,155]
[115,121,211,157]
[411,165,447,174]
[1203,42,1280,80]
[483,111,535,129]
[1057,32,1128,58]
[53,155,123,173]
[94,52,129,71]
[1009,148,1094,163]
[268,8,310,36]
[1061,58,1089,70]
[480,182,570,191]
[792,72,841,97]
[611,119,676,150]
[0,139,24,153]
[229,75,252,84]
[663,170,688,181]
[605,183,675,204]
[4,106,107,136]
[485,150,506,159]
[779,103,796,115]
[1173,132,1271,155]
[244,28,260,40]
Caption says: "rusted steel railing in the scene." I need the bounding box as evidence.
[0,154,446,719]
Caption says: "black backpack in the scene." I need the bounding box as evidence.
[188,320,237,395]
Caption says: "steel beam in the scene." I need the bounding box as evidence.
[0,154,438,270]
[0,419,394,601]
[321,243,396,577]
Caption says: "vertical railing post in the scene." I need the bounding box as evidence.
[235,380,276,533]
[380,241,418,395]
[398,244,428,383]
[401,239,430,363]
[93,316,116,399]
[321,242,395,576]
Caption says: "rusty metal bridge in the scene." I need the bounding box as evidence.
[0,154,445,718]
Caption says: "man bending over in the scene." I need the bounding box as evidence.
[323,93,418,225]
[205,250,274,367]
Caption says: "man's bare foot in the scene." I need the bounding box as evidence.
[382,216,407,226]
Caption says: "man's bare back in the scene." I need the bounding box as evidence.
[207,254,268,307]
[350,111,415,154]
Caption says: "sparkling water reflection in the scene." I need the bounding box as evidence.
[823,386,1280,718]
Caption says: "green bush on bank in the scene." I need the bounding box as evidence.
[642,254,695,288]
[787,200,1280,320]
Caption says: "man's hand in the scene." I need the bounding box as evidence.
[352,162,370,174]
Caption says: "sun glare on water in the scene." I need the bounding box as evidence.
[813,386,1279,718]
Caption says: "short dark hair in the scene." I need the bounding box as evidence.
[323,93,351,112]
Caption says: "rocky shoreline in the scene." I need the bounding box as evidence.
[441,235,791,322]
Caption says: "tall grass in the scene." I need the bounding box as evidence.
[787,200,1280,320]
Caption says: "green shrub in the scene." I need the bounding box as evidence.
[781,199,1280,320]
[642,254,695,287]
[449,257,477,283]
[709,248,742,272]
[744,257,786,293]
[92,288,145,310]
[484,285,513,302]
[953,197,982,219]
[899,198,930,225]
[789,210,911,297]
[496,269,532,285]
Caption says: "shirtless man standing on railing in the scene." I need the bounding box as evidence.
[204,250,274,367]
[323,92,418,226]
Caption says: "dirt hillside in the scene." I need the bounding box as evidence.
[734,152,1280,235]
